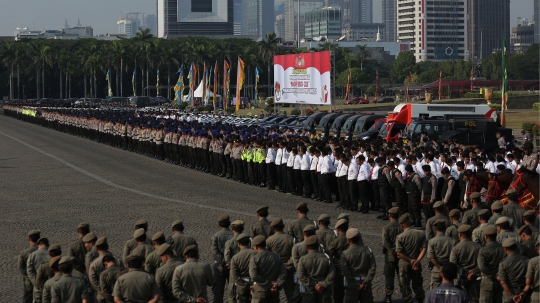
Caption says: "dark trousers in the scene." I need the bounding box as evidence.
[281,164,288,191]
[408,194,423,223]
[275,164,282,190]
[302,170,312,196]
[337,176,349,207]
[422,196,435,219]
[287,167,295,193]
[395,187,407,214]
[293,169,302,195]
[380,186,392,212]
[311,171,319,198]
[330,175,340,201]
[267,163,276,189]
[348,180,358,209]
[371,180,380,209]
[358,180,370,211]
[322,174,333,202]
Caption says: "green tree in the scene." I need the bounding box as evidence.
[336,67,370,86]
[390,51,417,84]
[355,44,371,71]
[258,32,282,99]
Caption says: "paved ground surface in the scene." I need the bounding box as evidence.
[0,114,432,302]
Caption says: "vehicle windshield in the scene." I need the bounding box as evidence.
[379,122,391,136]
[406,122,417,135]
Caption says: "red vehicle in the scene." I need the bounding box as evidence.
[344,97,369,105]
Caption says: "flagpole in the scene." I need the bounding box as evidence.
[501,35,508,127]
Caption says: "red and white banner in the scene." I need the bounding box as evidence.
[273,51,331,105]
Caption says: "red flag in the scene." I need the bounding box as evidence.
[438,69,443,100]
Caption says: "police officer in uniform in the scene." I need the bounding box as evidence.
[425,201,452,241]
[266,218,295,303]
[172,245,214,303]
[19,230,40,303]
[99,254,123,303]
[441,167,460,210]
[405,164,423,227]
[518,225,538,259]
[498,238,529,303]
[144,232,167,275]
[211,214,234,303]
[250,206,273,239]
[425,263,469,303]
[462,192,483,229]
[68,223,91,274]
[42,256,62,303]
[446,209,463,243]
[341,228,377,303]
[224,220,246,303]
[328,218,350,303]
[427,219,455,289]
[51,257,89,303]
[316,214,335,252]
[502,189,526,229]
[376,157,392,220]
[521,141,537,171]
[489,201,517,232]
[421,165,438,220]
[296,235,335,303]
[168,220,198,262]
[522,210,539,239]
[381,207,403,303]
[27,237,50,303]
[477,225,505,303]
[89,237,122,303]
[496,217,520,245]
[472,209,493,247]
[35,244,62,302]
[155,244,184,303]
[450,225,481,303]
[249,235,288,303]
[396,214,427,303]
[122,220,151,265]
[112,254,160,303]
[230,234,255,303]
[131,228,154,259]
[522,240,540,303]
[288,202,317,243]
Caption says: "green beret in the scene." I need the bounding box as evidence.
[171,220,183,228]
[270,218,283,227]
[296,201,308,210]
[517,225,531,235]
[433,201,444,208]
[252,235,265,246]
[478,209,490,216]
[496,217,509,225]
[126,254,144,262]
[95,237,107,246]
[523,210,536,217]
[303,225,317,232]
[236,234,250,242]
[152,232,165,241]
[58,256,73,265]
[318,214,331,221]
[48,244,61,252]
[28,230,40,237]
[491,201,503,210]
[470,192,481,199]
[49,256,61,268]
[457,224,472,233]
[434,219,447,226]
[77,222,90,229]
[231,220,245,226]
[449,209,461,218]
[218,214,230,223]
[156,243,172,256]
[82,232,97,243]
[183,245,198,256]
[398,214,411,224]
[133,228,146,239]
[337,213,349,221]
[36,238,48,245]
[335,219,348,230]
[388,207,400,215]
[135,219,148,226]
[502,238,517,248]
[345,228,360,239]
[305,235,319,246]
[256,206,269,213]
[505,189,518,196]
[483,225,497,235]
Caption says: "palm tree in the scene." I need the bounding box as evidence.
[258,32,282,97]
[344,53,357,71]
[134,28,155,96]
[356,44,371,71]
[111,39,126,96]
[160,42,179,99]
[0,41,18,99]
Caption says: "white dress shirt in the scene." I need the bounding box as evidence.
[347,161,358,181]
[287,153,295,167]
[415,162,425,178]
[335,160,343,177]
[397,163,406,179]
[484,161,497,173]
[338,162,349,177]
[301,154,311,170]
[357,162,370,181]
[265,148,276,164]
[320,155,331,174]
[371,164,379,180]
[293,154,302,169]
[275,148,283,165]
[310,155,318,171]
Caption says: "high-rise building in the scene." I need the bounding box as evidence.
[118,13,142,38]
[469,0,510,61]
[342,0,371,24]
[275,14,286,38]
[241,0,274,37]
[284,0,323,42]
[535,0,540,43]
[360,0,372,23]
[157,0,233,37]
[304,6,342,40]
[511,24,534,53]
[517,17,534,26]
[234,0,242,35]
[397,0,469,61]
[382,0,396,42]
[342,23,385,41]
[144,14,157,36]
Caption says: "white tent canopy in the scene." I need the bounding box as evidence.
[194,81,220,98]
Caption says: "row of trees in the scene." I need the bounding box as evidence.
[0,28,538,101]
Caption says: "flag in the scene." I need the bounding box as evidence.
[438,69,443,100]
[470,67,474,92]
[254,67,259,105]
[173,65,184,103]
[235,57,245,111]
[223,61,230,109]
[375,69,379,100]
[344,69,351,101]
[132,69,136,97]
[206,68,211,105]
[213,61,218,108]
[156,69,160,96]
[501,36,508,127]
[202,62,207,104]
[405,71,412,102]
[188,63,194,105]
[106,70,113,97]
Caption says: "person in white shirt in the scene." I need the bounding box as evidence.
[347,155,359,211]
[463,156,475,171]
[299,146,312,198]
[265,142,277,190]
[426,154,442,179]
[292,148,303,195]
[319,148,333,203]
[337,155,350,209]
[286,146,295,194]
[506,154,517,173]
[275,144,284,190]
[356,155,371,213]
[482,156,497,173]
[309,148,320,200]
[395,157,406,179]
[369,158,380,211]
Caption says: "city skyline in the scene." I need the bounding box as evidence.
[0,0,534,36]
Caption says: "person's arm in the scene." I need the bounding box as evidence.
[396,172,405,186]
[414,175,422,193]
[321,260,335,289]
[148,277,161,303]
[498,263,514,297]
[112,279,125,303]
[26,255,37,285]
[171,268,196,302]
[430,177,437,202]
[276,262,287,288]
[230,256,241,285]
[444,179,455,203]
[365,249,377,283]
[17,251,27,277]
[296,258,315,292]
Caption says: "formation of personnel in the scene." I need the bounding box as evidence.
[17,197,540,303]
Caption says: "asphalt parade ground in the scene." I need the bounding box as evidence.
[0,114,432,302]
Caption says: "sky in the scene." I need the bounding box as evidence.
[0,0,535,36]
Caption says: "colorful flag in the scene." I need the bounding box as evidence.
[235,57,245,111]
[156,69,160,96]
[213,61,218,108]
[223,60,230,109]
[375,69,379,100]
[202,62,207,104]
[344,69,351,101]
[173,65,183,104]
[438,69,443,100]
[254,67,259,105]
[501,36,508,127]
[188,63,194,105]
[405,71,412,102]
[106,70,113,97]
[132,69,136,97]
[206,68,211,105]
